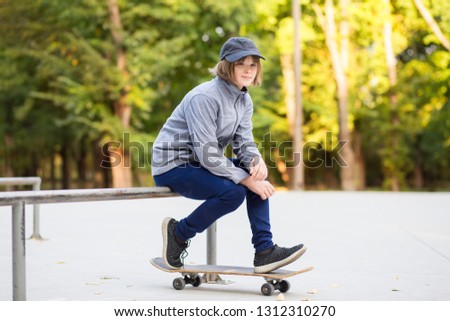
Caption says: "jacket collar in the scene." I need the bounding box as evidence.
[215,76,248,98]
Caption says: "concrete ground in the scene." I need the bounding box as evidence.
[1,191,449,301]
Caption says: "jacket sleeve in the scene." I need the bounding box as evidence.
[231,100,262,168]
[184,94,249,184]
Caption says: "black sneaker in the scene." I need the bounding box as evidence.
[162,217,189,269]
[254,244,306,273]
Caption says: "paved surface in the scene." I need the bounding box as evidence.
[1,191,449,301]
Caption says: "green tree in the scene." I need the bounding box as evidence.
[0,0,256,188]
[1,0,449,191]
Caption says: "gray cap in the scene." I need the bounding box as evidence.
[219,37,265,62]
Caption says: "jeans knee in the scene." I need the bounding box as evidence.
[219,185,246,210]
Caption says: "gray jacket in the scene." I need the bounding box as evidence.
[151,76,261,184]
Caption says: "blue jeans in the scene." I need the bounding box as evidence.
[153,159,274,253]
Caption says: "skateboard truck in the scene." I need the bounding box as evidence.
[172,272,231,290]
[261,277,291,296]
[173,273,202,290]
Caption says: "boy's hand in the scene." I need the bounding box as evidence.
[249,156,268,181]
[240,176,275,200]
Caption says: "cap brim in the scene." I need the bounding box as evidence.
[224,50,265,62]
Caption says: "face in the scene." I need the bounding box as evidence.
[233,56,259,89]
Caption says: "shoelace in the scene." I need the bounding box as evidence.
[180,239,191,265]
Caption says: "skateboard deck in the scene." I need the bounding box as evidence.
[151,257,313,296]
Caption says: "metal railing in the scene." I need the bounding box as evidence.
[0,177,42,240]
[0,187,221,301]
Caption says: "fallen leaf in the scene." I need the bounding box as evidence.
[276,293,285,301]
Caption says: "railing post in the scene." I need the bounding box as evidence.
[206,222,217,265]
[12,201,26,301]
[0,177,44,240]
[29,178,43,240]
[203,222,222,283]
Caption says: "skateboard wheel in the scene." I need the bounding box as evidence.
[192,275,202,287]
[173,277,186,290]
[261,283,275,296]
[279,280,290,293]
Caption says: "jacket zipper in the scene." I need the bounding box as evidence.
[231,95,242,136]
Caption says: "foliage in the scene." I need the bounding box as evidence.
[0,0,449,190]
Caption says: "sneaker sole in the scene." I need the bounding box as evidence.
[254,246,307,274]
[161,217,175,268]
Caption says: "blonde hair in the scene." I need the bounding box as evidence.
[209,56,263,86]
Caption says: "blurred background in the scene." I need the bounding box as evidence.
[1,0,449,191]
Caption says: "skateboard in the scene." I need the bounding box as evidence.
[151,257,313,296]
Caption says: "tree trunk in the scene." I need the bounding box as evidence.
[383,0,400,191]
[94,141,106,188]
[413,161,424,190]
[280,53,296,137]
[61,142,71,189]
[76,138,88,188]
[108,0,132,188]
[274,148,290,184]
[318,0,356,190]
[292,0,305,190]
[3,105,15,190]
[50,151,56,189]
[3,133,14,191]
[413,0,450,52]
[109,143,133,188]
[280,53,302,189]
[353,128,366,190]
